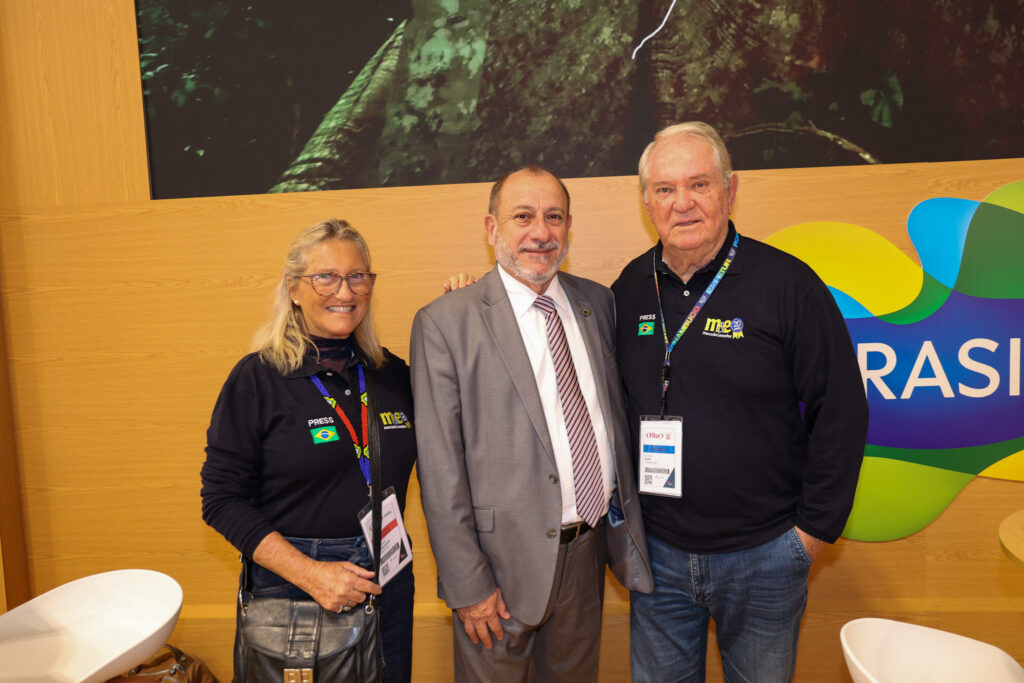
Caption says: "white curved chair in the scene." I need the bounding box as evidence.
[841,617,1024,683]
[0,569,183,683]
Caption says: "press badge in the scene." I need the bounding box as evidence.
[638,415,683,498]
[359,486,413,586]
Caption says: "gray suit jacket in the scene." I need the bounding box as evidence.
[410,267,652,626]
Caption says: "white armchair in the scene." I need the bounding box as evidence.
[0,569,182,682]
[841,617,1024,683]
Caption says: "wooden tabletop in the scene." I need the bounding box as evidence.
[999,508,1024,569]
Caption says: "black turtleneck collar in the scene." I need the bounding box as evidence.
[310,335,361,375]
[311,335,355,361]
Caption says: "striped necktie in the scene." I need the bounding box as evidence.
[533,295,604,527]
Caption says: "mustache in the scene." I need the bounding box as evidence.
[517,240,560,252]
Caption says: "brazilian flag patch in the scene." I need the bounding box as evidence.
[638,321,655,336]
[311,426,340,444]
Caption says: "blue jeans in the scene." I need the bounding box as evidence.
[236,535,415,683]
[630,529,811,683]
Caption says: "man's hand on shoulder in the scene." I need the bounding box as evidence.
[455,587,511,649]
[795,526,825,561]
[443,272,479,293]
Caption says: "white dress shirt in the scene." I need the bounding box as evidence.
[497,266,614,524]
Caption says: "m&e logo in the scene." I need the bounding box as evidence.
[702,317,744,340]
[380,411,412,430]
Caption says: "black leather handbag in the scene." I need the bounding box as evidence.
[236,374,385,683]
[237,597,380,682]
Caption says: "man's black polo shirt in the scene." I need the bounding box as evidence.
[611,222,868,553]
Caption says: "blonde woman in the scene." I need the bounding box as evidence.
[201,219,416,681]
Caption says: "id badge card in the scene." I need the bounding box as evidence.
[638,415,683,498]
[359,485,413,587]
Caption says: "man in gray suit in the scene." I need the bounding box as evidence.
[410,166,652,681]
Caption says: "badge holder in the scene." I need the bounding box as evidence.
[359,485,412,587]
[638,415,683,498]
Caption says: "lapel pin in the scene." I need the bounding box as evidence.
[580,309,592,317]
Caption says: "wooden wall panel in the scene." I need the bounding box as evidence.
[1,1,1023,680]
[0,291,30,608]
[0,0,149,208]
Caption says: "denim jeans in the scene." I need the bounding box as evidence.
[629,528,811,683]
[236,535,415,683]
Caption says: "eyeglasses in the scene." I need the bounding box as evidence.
[298,271,377,296]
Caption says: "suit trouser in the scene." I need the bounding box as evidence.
[453,521,607,683]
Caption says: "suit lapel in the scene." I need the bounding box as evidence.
[479,268,557,464]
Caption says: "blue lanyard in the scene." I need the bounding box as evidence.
[652,232,739,416]
[310,363,370,487]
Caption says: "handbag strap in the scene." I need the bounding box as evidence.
[363,366,383,610]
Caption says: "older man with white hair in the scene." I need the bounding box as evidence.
[612,122,868,682]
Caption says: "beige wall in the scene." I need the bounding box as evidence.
[1,2,1023,680]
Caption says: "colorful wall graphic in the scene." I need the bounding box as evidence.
[766,180,1024,541]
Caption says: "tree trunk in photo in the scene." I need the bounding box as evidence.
[373,0,494,187]
[375,0,643,186]
[463,0,642,182]
[272,0,643,190]
[268,21,407,192]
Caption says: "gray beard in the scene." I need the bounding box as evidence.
[494,237,567,287]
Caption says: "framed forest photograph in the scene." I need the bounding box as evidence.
[136,0,1024,199]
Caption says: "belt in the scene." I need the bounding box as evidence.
[560,520,596,544]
